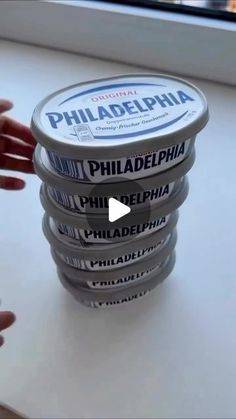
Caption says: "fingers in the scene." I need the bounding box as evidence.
[0,311,16,332]
[0,311,16,347]
[0,99,13,114]
[0,135,34,159]
[0,176,25,190]
[0,154,35,174]
[0,116,36,147]
[0,100,36,190]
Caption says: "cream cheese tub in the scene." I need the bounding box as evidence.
[51,232,176,286]
[31,74,208,183]
[43,212,177,271]
[40,177,188,244]
[34,144,195,214]
[57,252,175,307]
[52,229,176,274]
[57,241,167,271]
[42,210,178,254]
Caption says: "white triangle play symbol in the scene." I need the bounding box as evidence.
[108,198,131,223]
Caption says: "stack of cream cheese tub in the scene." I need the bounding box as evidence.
[32,73,209,308]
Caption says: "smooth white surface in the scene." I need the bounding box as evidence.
[0,40,236,419]
[0,0,235,85]
[108,198,131,223]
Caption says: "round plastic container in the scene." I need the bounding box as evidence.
[42,210,178,253]
[43,212,177,271]
[40,177,188,244]
[55,238,168,271]
[55,228,176,272]
[57,251,176,307]
[31,74,208,183]
[34,145,195,214]
[51,231,176,286]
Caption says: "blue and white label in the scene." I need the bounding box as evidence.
[57,235,168,271]
[40,75,204,147]
[47,181,176,213]
[86,266,157,289]
[46,139,191,181]
[83,289,152,307]
[55,215,170,244]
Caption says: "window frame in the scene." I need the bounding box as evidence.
[102,0,236,22]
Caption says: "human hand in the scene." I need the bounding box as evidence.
[0,311,15,347]
[0,99,36,190]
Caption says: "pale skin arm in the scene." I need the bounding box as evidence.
[0,99,36,345]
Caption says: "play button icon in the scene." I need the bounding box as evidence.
[85,176,151,242]
[108,198,131,222]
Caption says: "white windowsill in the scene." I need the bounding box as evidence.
[0,0,235,85]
